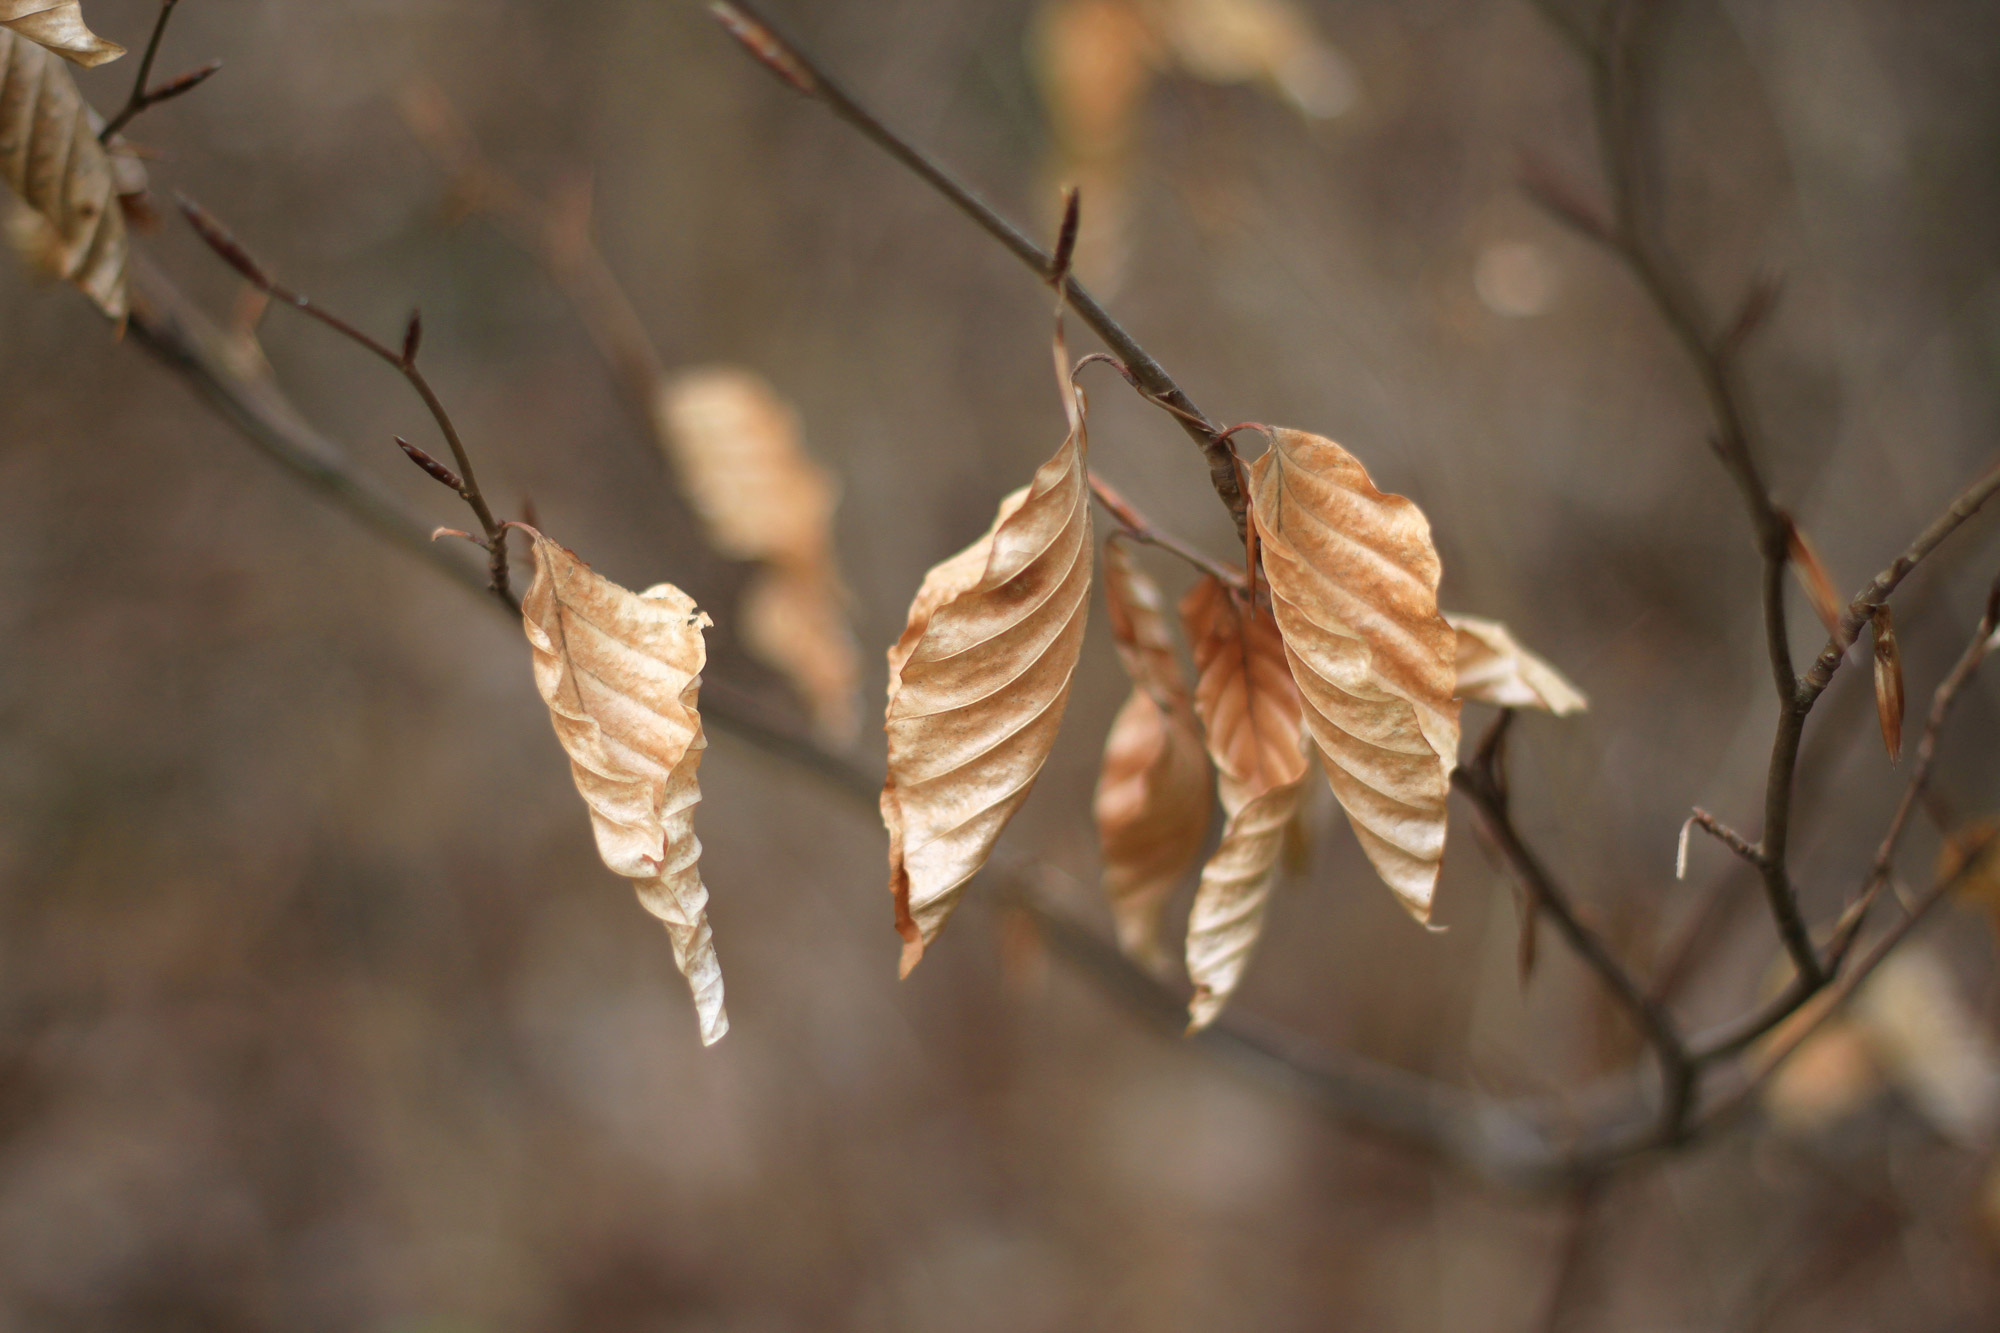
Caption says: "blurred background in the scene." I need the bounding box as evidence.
[3,0,1999,1327]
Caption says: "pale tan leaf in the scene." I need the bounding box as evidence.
[882,410,1092,977]
[1180,575,1306,1029]
[1031,0,1155,293]
[1871,606,1904,763]
[1247,427,1460,920]
[0,29,128,317]
[653,366,859,741]
[520,530,727,1045]
[1760,1017,1879,1137]
[1854,941,2000,1148]
[653,365,837,566]
[1448,613,1588,715]
[1094,542,1211,969]
[1146,0,1355,118]
[740,563,861,745]
[0,1,121,67]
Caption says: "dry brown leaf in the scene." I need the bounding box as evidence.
[0,1,120,66]
[1786,520,1844,636]
[1248,427,1460,921]
[1094,541,1211,970]
[520,529,727,1045]
[653,365,859,742]
[1180,574,1307,1030]
[0,29,128,318]
[1448,613,1588,715]
[882,397,1092,977]
[1871,606,1904,763]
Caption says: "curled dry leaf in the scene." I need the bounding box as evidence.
[520,529,728,1045]
[1181,574,1307,1030]
[0,1,121,66]
[0,29,129,318]
[1870,607,1904,763]
[1248,427,1460,920]
[1448,613,1588,715]
[1094,541,1211,971]
[654,366,860,742]
[882,397,1092,977]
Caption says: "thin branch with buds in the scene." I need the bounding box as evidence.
[176,195,515,604]
[708,0,1249,540]
[99,1,220,143]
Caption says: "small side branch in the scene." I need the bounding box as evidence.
[99,1,220,142]
[1089,473,1246,589]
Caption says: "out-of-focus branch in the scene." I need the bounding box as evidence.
[707,1,1250,541]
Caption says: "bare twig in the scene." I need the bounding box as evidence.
[99,1,219,143]
[707,1,1250,540]
[1686,809,1765,871]
[1090,473,1246,589]
[176,195,514,603]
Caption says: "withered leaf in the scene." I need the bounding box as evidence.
[1449,613,1588,715]
[1180,574,1307,1030]
[654,365,859,742]
[0,1,121,66]
[1871,607,1903,763]
[882,399,1092,977]
[0,28,128,317]
[1248,427,1460,921]
[520,529,727,1045]
[1094,541,1211,970]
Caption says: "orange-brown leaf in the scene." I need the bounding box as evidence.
[1786,521,1844,636]
[0,29,128,318]
[1094,542,1211,969]
[1247,428,1460,920]
[0,2,121,66]
[1180,575,1306,1029]
[882,410,1092,976]
[1449,613,1588,715]
[520,531,727,1045]
[1871,606,1904,763]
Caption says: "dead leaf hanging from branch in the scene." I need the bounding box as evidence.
[1449,613,1588,715]
[520,529,728,1045]
[882,396,1093,977]
[1180,573,1307,1030]
[1095,540,1211,971]
[0,28,129,317]
[1248,427,1460,921]
[655,365,860,742]
[0,1,121,67]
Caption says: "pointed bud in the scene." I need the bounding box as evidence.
[1784,516,1844,635]
[396,436,464,493]
[1872,607,1905,763]
[402,309,423,365]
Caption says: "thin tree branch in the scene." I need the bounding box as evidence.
[99,0,219,143]
[707,1,1249,541]
[1453,751,1695,1137]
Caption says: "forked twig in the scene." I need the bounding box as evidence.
[99,0,220,143]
